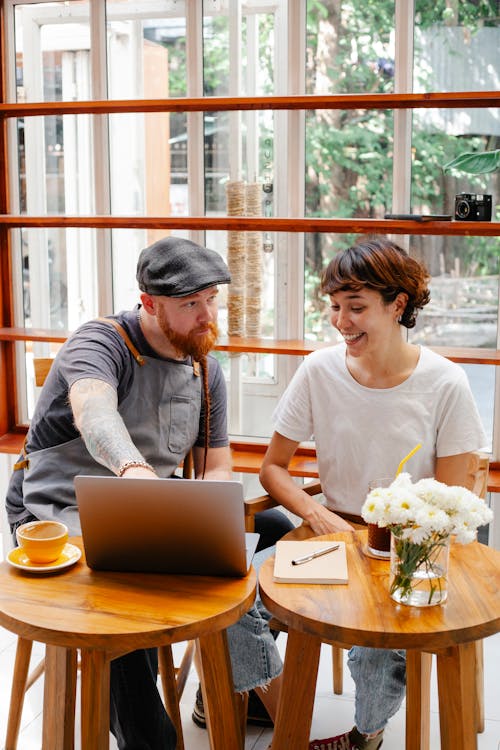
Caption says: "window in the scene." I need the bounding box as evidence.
[1,0,499,459]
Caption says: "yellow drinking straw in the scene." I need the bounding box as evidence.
[395,442,422,477]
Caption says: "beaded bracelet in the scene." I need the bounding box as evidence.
[117,460,154,477]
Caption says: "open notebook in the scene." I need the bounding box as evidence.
[74,475,259,577]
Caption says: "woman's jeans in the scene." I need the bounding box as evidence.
[348,647,406,735]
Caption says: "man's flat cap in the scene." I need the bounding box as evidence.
[136,237,231,297]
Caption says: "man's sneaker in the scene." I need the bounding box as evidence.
[309,726,383,750]
[192,685,274,729]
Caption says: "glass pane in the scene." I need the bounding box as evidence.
[20,227,98,332]
[306,2,395,95]
[305,108,394,221]
[15,2,91,104]
[106,3,186,100]
[410,236,499,348]
[414,1,499,94]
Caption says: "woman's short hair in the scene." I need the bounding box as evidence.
[321,237,431,329]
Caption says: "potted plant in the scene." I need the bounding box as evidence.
[443,148,500,175]
[443,148,498,220]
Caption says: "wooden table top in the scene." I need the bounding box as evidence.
[259,531,500,652]
[0,537,257,652]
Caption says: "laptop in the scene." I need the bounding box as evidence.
[74,475,259,577]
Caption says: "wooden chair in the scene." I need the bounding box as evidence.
[6,358,198,750]
[245,451,490,732]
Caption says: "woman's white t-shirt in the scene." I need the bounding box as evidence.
[272,344,487,515]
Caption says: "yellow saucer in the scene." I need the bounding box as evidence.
[7,543,81,573]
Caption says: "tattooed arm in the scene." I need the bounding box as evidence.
[69,378,157,478]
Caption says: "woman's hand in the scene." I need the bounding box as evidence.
[302,500,354,535]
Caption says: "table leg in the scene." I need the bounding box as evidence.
[197,629,243,750]
[42,645,77,750]
[474,640,484,733]
[405,650,431,750]
[270,628,322,750]
[80,649,111,750]
[436,641,477,750]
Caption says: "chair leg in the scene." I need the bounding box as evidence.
[158,643,196,750]
[5,637,34,750]
[332,646,344,695]
[176,640,195,699]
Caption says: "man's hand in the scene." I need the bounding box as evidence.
[120,465,158,479]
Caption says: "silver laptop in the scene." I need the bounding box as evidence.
[74,475,259,577]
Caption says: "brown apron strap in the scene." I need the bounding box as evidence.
[96,317,145,366]
[14,436,29,471]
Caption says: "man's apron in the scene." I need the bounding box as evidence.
[19,319,201,535]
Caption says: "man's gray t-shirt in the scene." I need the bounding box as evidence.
[6,306,228,524]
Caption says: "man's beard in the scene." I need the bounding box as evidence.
[157,311,219,361]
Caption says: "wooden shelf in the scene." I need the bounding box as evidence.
[2,329,500,366]
[0,215,498,236]
[230,441,319,478]
[0,327,69,343]
[0,91,498,119]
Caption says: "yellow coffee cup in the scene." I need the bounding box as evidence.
[16,520,68,564]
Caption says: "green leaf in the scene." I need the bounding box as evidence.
[442,149,500,174]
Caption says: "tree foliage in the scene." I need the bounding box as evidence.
[304,0,499,310]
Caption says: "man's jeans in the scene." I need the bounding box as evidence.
[348,647,406,735]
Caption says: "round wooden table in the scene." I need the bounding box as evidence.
[259,531,500,750]
[0,537,256,750]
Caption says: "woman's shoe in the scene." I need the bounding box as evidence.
[309,726,383,750]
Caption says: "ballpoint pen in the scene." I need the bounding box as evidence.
[291,543,340,566]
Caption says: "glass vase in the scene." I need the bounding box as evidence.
[389,531,450,607]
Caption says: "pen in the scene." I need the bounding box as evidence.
[291,543,340,566]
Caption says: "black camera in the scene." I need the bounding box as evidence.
[454,193,492,221]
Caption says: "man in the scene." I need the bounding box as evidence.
[6,236,290,749]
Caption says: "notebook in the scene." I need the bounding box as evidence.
[74,475,259,577]
[273,540,348,584]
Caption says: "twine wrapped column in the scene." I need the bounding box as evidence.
[226,181,246,336]
[244,183,263,337]
[225,180,264,337]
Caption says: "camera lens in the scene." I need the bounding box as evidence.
[456,200,470,219]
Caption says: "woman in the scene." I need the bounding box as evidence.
[260,237,486,750]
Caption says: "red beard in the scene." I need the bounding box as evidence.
[158,314,219,361]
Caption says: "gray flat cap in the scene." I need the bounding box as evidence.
[136,237,231,297]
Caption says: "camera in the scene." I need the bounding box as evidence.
[454,193,492,221]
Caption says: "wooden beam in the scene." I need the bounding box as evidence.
[0,91,498,118]
[0,215,497,236]
[1,329,500,365]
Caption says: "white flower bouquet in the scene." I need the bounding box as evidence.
[361,473,493,605]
